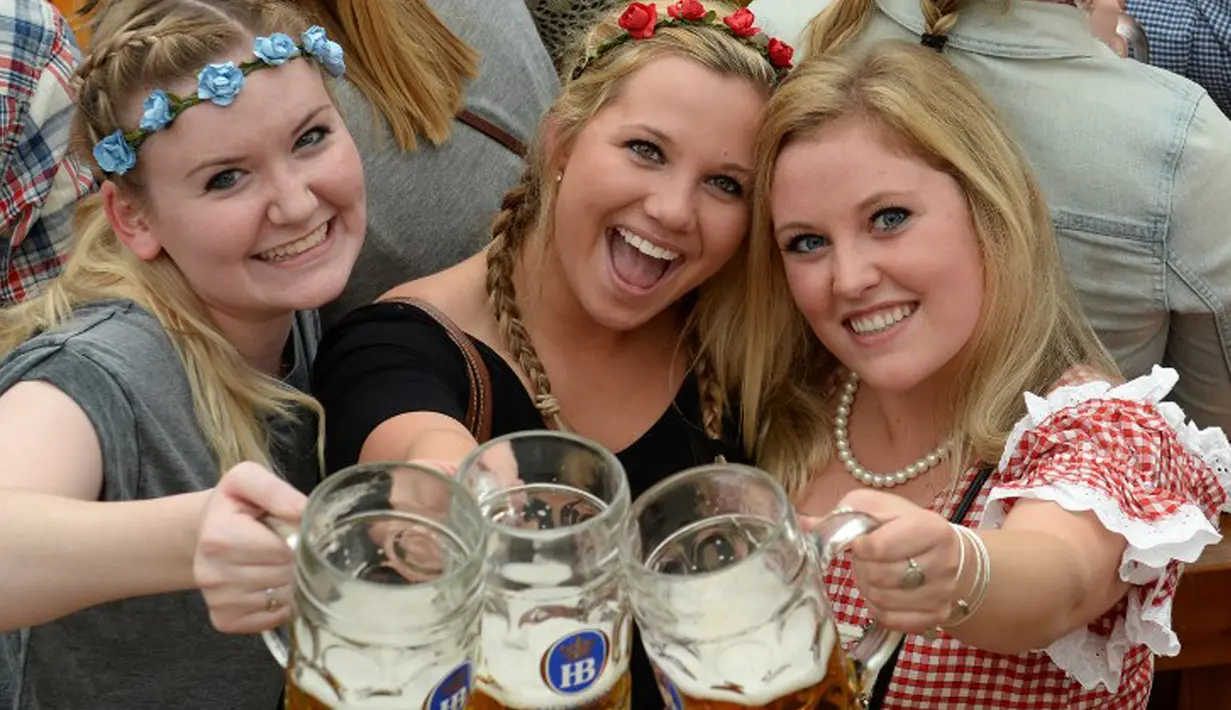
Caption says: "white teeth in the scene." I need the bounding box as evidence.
[616,227,680,261]
[257,222,329,262]
[849,303,916,335]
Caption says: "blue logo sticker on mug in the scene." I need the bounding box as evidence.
[422,661,471,710]
[539,629,610,695]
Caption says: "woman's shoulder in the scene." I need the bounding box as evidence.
[373,255,492,328]
[315,262,507,381]
[1015,365,1214,442]
[1046,363,1122,392]
[2,299,178,385]
[321,298,463,357]
[999,365,1230,494]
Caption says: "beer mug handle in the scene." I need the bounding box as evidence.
[809,511,906,695]
[258,514,300,669]
[1117,14,1149,62]
[464,465,504,504]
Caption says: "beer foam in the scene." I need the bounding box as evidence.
[500,560,574,587]
[648,556,804,642]
[644,594,838,705]
[477,606,630,708]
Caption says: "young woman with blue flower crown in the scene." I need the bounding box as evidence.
[0,0,364,707]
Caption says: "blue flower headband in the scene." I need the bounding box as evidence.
[93,26,346,176]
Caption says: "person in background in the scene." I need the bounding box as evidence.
[724,41,1229,709]
[747,0,1231,436]
[1126,0,1230,116]
[750,0,1136,54]
[194,3,792,708]
[0,1,364,707]
[0,0,94,305]
[524,0,624,68]
[288,0,558,330]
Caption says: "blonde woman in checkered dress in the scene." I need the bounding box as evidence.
[706,42,1231,709]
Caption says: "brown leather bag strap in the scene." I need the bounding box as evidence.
[379,297,493,444]
[456,108,526,159]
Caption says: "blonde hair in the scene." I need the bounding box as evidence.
[1,0,326,474]
[485,1,778,440]
[719,43,1116,494]
[804,0,963,58]
[288,0,479,151]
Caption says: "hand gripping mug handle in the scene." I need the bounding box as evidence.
[258,514,301,669]
[809,510,905,696]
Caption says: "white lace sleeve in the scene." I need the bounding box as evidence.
[979,366,1231,693]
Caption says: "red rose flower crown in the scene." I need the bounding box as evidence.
[571,1,794,82]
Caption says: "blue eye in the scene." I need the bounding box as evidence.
[205,169,244,192]
[784,234,829,253]
[627,139,663,163]
[295,126,331,150]
[706,175,744,196]
[872,207,910,231]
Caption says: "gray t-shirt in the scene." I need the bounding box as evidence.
[0,299,321,710]
[319,0,559,330]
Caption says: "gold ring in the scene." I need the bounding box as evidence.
[264,587,281,613]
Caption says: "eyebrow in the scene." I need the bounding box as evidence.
[628,122,753,176]
[184,103,334,179]
[855,189,912,211]
[774,220,815,239]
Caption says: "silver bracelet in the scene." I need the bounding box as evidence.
[942,525,990,628]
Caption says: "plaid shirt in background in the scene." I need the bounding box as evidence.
[1,0,95,305]
[1126,0,1231,117]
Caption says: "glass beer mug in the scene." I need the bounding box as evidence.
[261,462,487,709]
[622,463,902,710]
[457,431,633,710]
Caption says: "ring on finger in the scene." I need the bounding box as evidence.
[900,557,926,591]
[264,587,282,613]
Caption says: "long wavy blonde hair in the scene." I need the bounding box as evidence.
[288,0,478,150]
[1,0,327,475]
[707,42,1116,494]
[484,1,779,441]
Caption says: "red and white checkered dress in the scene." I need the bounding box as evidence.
[825,366,1231,709]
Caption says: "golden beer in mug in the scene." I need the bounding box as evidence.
[624,464,902,710]
[651,618,860,710]
[261,463,486,709]
[458,431,634,710]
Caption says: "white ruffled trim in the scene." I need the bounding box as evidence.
[997,366,1231,512]
[979,365,1231,693]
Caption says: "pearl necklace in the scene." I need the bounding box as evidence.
[834,371,949,488]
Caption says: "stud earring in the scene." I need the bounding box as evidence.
[556,172,563,183]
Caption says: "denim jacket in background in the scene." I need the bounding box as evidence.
[750,0,1231,434]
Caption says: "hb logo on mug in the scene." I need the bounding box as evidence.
[423,661,471,710]
[540,629,610,695]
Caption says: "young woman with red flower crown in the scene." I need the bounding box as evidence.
[193,2,792,707]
